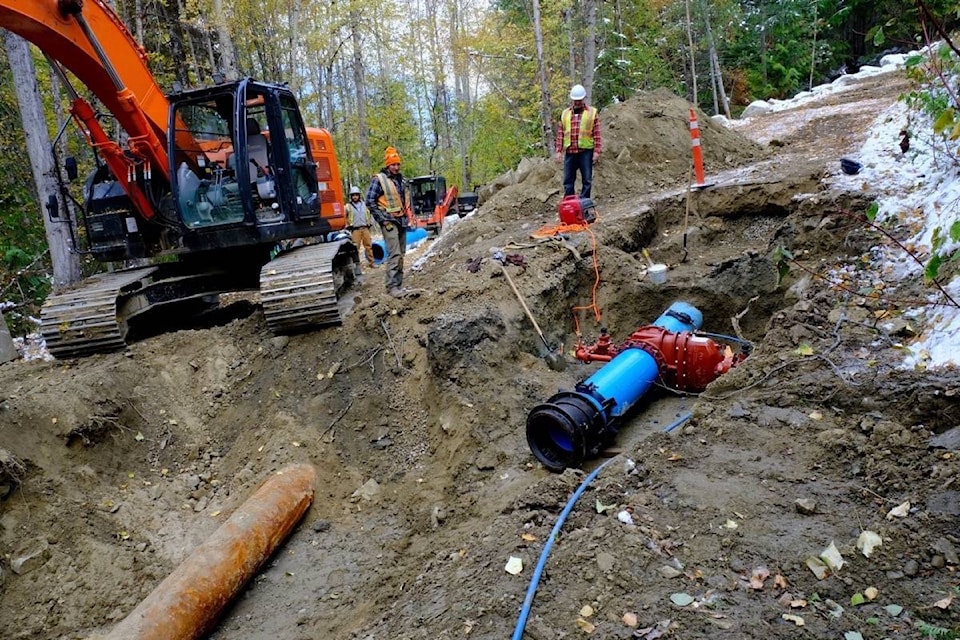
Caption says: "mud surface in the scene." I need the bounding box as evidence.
[2,72,959,639]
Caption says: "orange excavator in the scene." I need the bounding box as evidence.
[407,175,457,236]
[0,0,359,358]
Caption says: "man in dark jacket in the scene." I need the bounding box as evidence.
[366,147,410,297]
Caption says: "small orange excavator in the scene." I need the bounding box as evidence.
[407,175,458,235]
[0,0,359,357]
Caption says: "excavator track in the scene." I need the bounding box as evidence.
[259,241,358,334]
[40,267,158,359]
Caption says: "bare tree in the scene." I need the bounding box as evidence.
[564,7,576,79]
[699,0,730,118]
[532,0,554,155]
[685,0,698,105]
[449,0,473,188]
[212,0,239,79]
[349,9,370,169]
[4,33,81,288]
[583,0,597,102]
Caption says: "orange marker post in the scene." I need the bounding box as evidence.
[689,107,706,187]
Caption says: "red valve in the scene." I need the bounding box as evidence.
[576,325,744,392]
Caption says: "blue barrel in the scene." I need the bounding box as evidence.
[372,227,429,264]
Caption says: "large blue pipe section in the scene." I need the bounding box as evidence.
[372,227,428,263]
[526,301,703,472]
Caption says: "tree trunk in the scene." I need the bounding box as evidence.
[350,10,370,170]
[157,0,190,85]
[565,8,576,80]
[709,48,720,114]
[583,0,597,102]
[699,0,730,118]
[287,0,303,92]
[177,0,201,85]
[133,0,144,44]
[685,0,698,105]
[212,0,239,80]
[449,0,472,188]
[532,0,554,155]
[809,0,818,90]
[4,33,81,289]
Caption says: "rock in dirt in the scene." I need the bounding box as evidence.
[927,491,960,516]
[659,565,683,579]
[596,552,615,573]
[929,427,960,450]
[10,540,51,575]
[352,478,381,502]
[795,498,817,515]
[933,537,959,565]
[0,312,15,364]
[903,559,920,577]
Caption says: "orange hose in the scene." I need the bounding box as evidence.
[104,463,316,640]
[570,224,603,324]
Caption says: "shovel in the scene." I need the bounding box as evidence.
[499,263,566,371]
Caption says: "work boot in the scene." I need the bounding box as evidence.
[354,264,363,276]
[388,287,403,298]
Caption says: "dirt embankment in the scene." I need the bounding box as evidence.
[2,71,959,640]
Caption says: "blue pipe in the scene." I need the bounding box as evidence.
[372,227,428,264]
[526,302,703,472]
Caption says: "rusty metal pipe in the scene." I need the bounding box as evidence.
[104,463,317,640]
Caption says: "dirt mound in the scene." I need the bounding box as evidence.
[3,73,959,640]
[477,88,766,222]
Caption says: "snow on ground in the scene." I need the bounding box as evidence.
[729,43,960,368]
[854,78,960,369]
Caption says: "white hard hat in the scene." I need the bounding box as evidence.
[569,84,586,100]
[349,186,361,196]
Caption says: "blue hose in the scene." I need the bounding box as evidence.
[663,411,693,433]
[511,457,615,640]
[512,412,694,638]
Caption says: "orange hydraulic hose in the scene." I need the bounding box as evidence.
[103,463,317,640]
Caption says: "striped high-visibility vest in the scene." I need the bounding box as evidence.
[561,106,597,150]
[376,173,407,218]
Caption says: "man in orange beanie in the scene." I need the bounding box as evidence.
[366,146,411,297]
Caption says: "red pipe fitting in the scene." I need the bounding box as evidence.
[576,325,743,393]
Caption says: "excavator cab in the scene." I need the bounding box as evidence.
[168,80,339,251]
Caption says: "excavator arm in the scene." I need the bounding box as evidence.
[0,0,171,218]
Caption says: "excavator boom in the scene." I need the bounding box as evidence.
[0,0,169,180]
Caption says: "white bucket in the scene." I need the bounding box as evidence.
[647,263,668,284]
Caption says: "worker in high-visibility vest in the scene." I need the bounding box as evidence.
[366,146,411,297]
[555,84,602,200]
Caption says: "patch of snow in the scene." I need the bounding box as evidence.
[846,53,960,368]
[13,333,53,362]
[729,42,960,368]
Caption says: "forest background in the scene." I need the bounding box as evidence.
[0,0,957,337]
